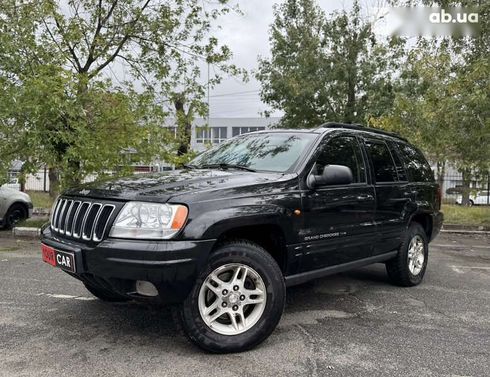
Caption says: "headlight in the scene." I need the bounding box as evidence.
[109,202,188,239]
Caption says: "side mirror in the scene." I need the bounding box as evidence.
[307,164,353,188]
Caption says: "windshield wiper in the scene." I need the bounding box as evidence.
[183,164,198,169]
[200,163,256,172]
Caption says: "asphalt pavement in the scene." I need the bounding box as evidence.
[0,232,489,377]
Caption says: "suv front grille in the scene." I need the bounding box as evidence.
[51,198,116,242]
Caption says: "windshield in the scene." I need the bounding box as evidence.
[190,132,317,173]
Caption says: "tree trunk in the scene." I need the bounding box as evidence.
[344,78,356,123]
[66,159,82,188]
[436,160,445,191]
[48,167,60,198]
[461,168,472,206]
[344,33,359,124]
[174,97,192,157]
[18,164,26,193]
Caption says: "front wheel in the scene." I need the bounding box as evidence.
[3,203,27,229]
[180,240,286,353]
[386,223,429,287]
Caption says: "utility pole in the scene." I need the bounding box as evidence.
[207,61,210,125]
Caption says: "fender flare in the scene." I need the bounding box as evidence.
[181,205,295,242]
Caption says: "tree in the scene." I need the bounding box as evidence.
[370,44,454,185]
[371,0,489,203]
[371,43,490,204]
[257,0,405,128]
[0,0,240,195]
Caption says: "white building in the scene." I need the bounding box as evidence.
[167,117,281,152]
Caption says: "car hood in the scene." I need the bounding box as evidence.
[63,169,288,202]
[0,186,19,195]
[0,186,31,201]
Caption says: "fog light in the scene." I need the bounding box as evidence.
[135,280,159,297]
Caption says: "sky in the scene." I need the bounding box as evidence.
[207,0,392,118]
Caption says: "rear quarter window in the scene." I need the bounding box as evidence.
[387,142,407,181]
[395,142,434,182]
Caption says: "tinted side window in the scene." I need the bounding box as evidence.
[365,140,397,183]
[314,136,366,183]
[396,142,434,182]
[388,142,407,181]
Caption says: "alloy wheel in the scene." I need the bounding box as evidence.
[198,263,267,335]
[407,235,425,275]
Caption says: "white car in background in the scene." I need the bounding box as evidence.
[0,186,33,228]
[2,177,21,191]
[455,190,490,206]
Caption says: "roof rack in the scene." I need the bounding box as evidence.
[318,122,408,142]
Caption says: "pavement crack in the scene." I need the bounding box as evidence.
[294,324,320,377]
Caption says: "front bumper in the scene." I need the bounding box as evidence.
[41,227,216,303]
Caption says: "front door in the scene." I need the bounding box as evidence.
[300,135,376,271]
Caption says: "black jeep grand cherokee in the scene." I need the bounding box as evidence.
[41,123,443,353]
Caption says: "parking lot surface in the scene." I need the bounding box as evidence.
[0,232,489,377]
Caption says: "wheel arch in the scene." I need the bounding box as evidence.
[212,224,289,274]
[409,212,433,240]
[9,200,29,212]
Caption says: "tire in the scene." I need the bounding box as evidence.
[468,200,474,207]
[180,240,286,353]
[3,203,27,229]
[84,282,130,302]
[386,223,429,287]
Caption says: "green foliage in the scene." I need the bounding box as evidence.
[257,0,405,128]
[0,0,240,192]
[370,43,490,178]
[374,1,490,180]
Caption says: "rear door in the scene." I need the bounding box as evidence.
[363,138,410,255]
[300,134,376,270]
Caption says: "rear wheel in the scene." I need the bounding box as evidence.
[3,203,27,229]
[83,282,130,302]
[180,240,286,353]
[386,223,428,287]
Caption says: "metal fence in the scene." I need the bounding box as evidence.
[440,171,490,206]
[7,168,50,192]
[5,165,159,192]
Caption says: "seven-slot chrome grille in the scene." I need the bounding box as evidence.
[50,198,116,242]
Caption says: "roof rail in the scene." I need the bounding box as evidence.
[318,122,408,142]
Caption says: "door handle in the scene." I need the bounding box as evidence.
[357,194,373,201]
[403,191,417,197]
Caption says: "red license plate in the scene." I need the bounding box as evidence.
[41,244,76,272]
[41,244,56,267]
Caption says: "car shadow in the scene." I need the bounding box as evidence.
[40,264,392,353]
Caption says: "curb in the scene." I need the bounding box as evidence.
[12,227,41,238]
[33,207,50,216]
[443,224,490,232]
[441,229,490,235]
